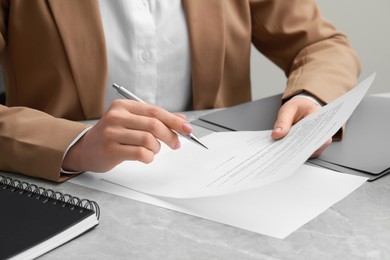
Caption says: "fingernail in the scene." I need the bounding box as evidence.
[182,122,193,133]
[273,127,282,133]
[174,141,181,150]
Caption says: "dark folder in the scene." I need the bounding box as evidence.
[309,95,390,181]
[0,175,100,259]
[192,93,282,132]
[192,94,390,181]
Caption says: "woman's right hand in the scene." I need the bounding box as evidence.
[62,99,193,173]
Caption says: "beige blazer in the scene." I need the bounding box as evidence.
[0,0,360,181]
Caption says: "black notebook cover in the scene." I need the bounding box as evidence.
[0,176,100,259]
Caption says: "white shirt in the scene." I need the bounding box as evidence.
[99,0,192,112]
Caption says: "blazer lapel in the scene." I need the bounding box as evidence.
[47,0,107,118]
[183,0,225,109]
[47,0,224,112]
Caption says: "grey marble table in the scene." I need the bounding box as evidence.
[2,108,389,260]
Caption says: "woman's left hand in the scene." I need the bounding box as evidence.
[271,96,332,158]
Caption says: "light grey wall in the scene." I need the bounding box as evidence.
[250,0,390,100]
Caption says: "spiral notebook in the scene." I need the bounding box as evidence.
[0,175,100,260]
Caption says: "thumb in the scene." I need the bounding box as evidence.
[271,105,296,140]
[271,122,291,140]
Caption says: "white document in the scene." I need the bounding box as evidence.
[70,73,374,238]
[99,73,376,198]
[71,164,367,239]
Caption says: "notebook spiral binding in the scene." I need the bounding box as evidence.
[0,175,100,219]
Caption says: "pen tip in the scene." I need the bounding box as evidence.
[198,141,209,150]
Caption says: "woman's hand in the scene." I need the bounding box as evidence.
[271,96,332,158]
[62,100,193,172]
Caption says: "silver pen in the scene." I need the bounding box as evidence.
[112,83,208,149]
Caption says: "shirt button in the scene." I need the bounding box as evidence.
[141,50,152,62]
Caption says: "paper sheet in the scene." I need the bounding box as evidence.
[99,73,376,198]
[70,164,367,239]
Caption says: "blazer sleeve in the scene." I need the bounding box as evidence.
[0,1,90,182]
[0,106,90,182]
[250,0,361,104]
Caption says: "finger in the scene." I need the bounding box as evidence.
[271,103,298,140]
[115,143,156,164]
[122,114,181,150]
[112,128,162,154]
[120,100,192,135]
[174,113,187,120]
